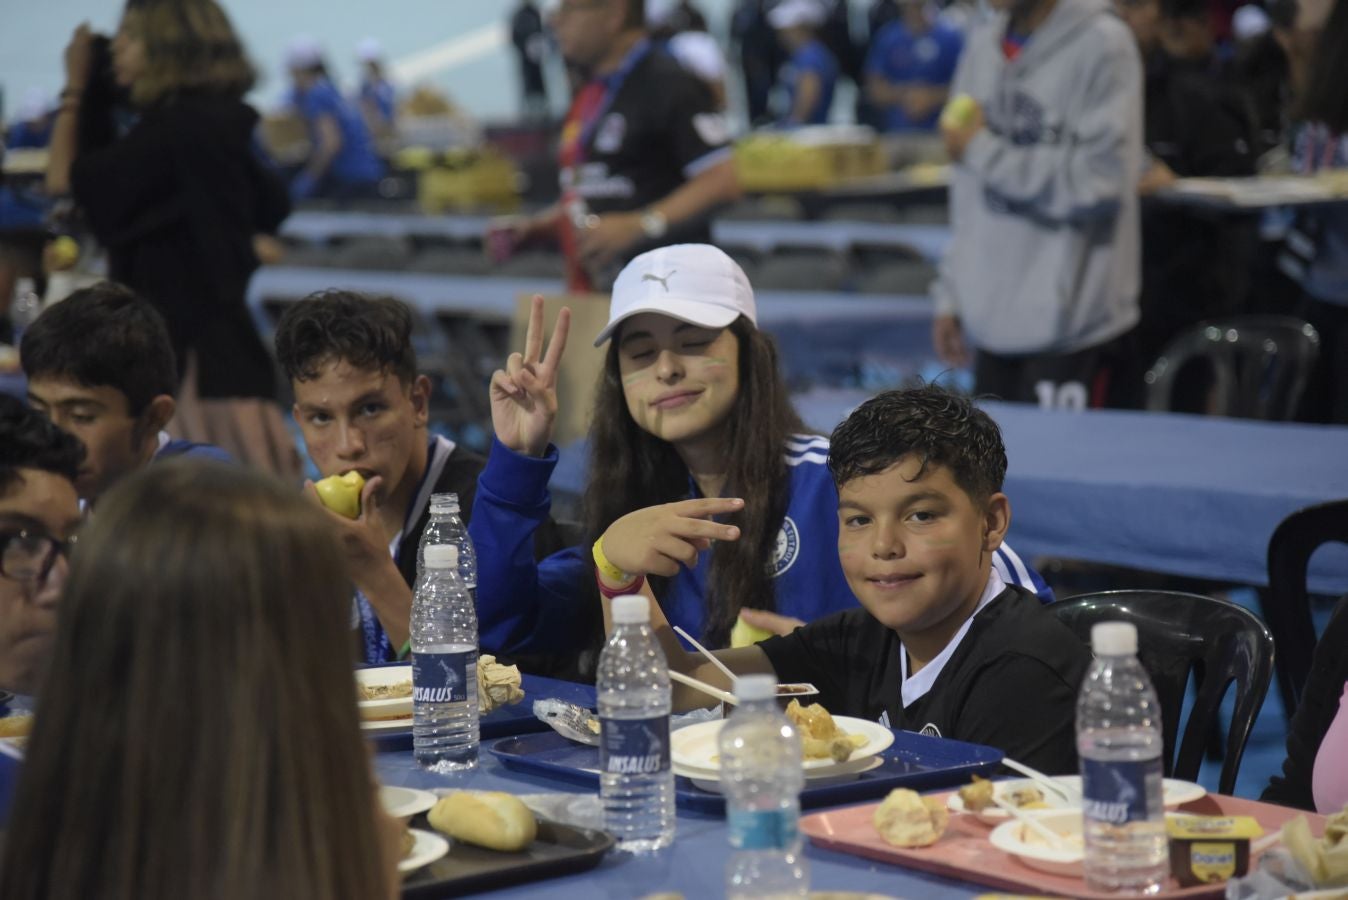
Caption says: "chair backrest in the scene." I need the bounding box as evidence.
[1050,590,1274,795]
[1264,499,1348,713]
[1144,316,1321,420]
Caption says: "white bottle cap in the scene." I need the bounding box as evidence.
[610,594,650,624]
[429,492,460,514]
[1091,621,1138,656]
[733,674,775,702]
[425,544,458,569]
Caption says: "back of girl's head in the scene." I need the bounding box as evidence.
[0,461,388,900]
[828,384,1007,505]
[123,0,256,105]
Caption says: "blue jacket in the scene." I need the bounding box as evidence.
[470,436,1052,656]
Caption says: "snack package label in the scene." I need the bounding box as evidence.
[1081,756,1163,825]
[729,808,799,851]
[599,715,670,776]
[413,649,477,705]
[1189,842,1238,882]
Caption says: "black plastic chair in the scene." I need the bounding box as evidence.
[1144,316,1320,420]
[1051,590,1274,795]
[1263,499,1348,716]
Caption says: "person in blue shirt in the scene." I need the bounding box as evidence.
[470,244,1051,668]
[865,0,964,132]
[21,282,229,508]
[5,91,55,150]
[285,36,384,202]
[769,0,839,125]
[355,37,397,140]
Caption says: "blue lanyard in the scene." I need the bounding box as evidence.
[573,39,653,166]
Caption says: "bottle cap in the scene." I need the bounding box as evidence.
[429,492,460,514]
[610,594,650,624]
[425,544,458,569]
[733,674,775,702]
[1091,621,1138,656]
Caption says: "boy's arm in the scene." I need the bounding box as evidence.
[604,591,776,712]
[957,41,1142,224]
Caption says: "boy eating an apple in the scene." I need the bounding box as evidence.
[23,282,230,507]
[274,291,489,663]
[640,385,1091,773]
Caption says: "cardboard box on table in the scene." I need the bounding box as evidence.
[510,293,611,450]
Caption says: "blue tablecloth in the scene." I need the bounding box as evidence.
[788,390,1348,593]
[378,743,980,899]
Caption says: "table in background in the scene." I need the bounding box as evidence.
[788,390,1348,594]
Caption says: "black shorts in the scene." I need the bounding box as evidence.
[974,342,1116,409]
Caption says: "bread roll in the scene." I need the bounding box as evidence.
[428,791,537,852]
[873,788,948,848]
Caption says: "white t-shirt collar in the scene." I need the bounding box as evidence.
[899,567,1007,707]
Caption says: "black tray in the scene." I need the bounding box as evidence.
[400,816,614,898]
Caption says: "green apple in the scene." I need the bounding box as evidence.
[730,615,774,649]
[314,471,366,519]
[940,93,980,130]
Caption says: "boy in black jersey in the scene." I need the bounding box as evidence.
[646,384,1090,773]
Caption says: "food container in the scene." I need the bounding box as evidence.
[775,682,820,710]
[1166,814,1263,886]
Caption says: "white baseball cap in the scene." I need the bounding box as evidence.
[286,35,325,70]
[768,0,827,29]
[356,37,383,63]
[594,244,756,347]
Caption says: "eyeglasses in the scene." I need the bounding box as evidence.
[0,529,77,584]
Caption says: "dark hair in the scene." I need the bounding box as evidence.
[274,290,418,385]
[20,281,178,415]
[0,394,86,495]
[583,316,810,647]
[0,461,390,900]
[623,0,646,29]
[1159,0,1207,22]
[1298,0,1348,132]
[827,384,1007,504]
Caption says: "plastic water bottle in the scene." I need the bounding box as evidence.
[720,674,809,899]
[597,594,675,852]
[411,544,479,772]
[9,278,41,346]
[417,492,476,594]
[1077,621,1168,893]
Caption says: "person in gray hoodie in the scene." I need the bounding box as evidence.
[931,0,1144,408]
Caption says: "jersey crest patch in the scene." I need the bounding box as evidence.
[918,722,942,738]
[594,113,627,153]
[768,516,800,578]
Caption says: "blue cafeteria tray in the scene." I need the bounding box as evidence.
[489,728,1004,814]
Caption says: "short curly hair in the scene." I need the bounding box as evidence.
[273,290,418,386]
[0,395,86,496]
[827,384,1007,503]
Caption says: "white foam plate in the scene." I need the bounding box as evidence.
[988,809,1085,876]
[356,665,414,721]
[399,828,450,874]
[380,785,438,819]
[670,716,893,773]
[949,775,1207,825]
[684,755,886,793]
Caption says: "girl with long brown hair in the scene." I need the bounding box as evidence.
[0,461,399,900]
[469,244,1049,666]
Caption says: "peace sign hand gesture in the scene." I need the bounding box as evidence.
[490,295,571,458]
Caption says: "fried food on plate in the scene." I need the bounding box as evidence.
[959,775,996,812]
[785,699,868,762]
[874,787,949,848]
[0,715,33,738]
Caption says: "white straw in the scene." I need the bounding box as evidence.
[669,670,738,706]
[673,625,739,686]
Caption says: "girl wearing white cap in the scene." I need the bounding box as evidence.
[469,244,1050,664]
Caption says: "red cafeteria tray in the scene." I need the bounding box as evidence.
[800,791,1329,899]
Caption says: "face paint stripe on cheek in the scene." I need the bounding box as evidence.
[621,371,651,387]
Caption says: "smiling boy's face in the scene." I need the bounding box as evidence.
[836,455,1009,642]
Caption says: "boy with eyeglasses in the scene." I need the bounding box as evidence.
[0,394,85,824]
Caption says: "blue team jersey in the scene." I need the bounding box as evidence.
[470,436,1052,656]
[865,19,964,131]
[781,40,838,125]
[359,79,396,126]
[295,79,384,184]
